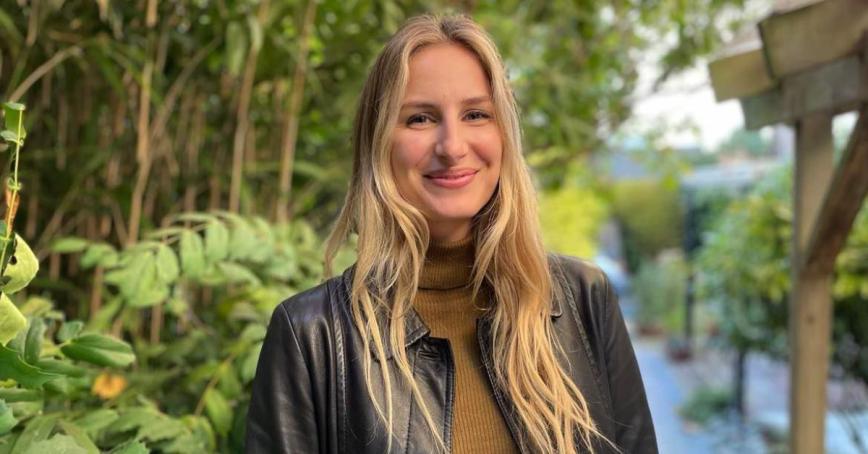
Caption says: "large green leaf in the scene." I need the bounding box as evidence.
[205,221,229,263]
[80,243,118,268]
[179,230,205,278]
[74,409,119,439]
[0,344,60,388]
[9,414,57,453]
[35,358,87,378]
[203,388,231,435]
[1,236,40,294]
[23,318,45,364]
[50,237,90,254]
[155,243,179,284]
[0,293,25,345]
[0,387,41,402]
[21,434,87,454]
[60,334,134,368]
[56,420,99,454]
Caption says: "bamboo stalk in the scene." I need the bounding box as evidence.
[276,0,317,222]
[229,0,271,212]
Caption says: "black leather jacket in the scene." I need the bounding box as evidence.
[245,255,657,453]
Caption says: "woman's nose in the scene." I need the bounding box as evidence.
[434,120,467,161]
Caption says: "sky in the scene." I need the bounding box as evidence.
[621,0,774,152]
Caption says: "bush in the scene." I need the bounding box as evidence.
[538,185,608,258]
[632,250,687,334]
[611,179,683,273]
[678,386,733,426]
[696,167,868,384]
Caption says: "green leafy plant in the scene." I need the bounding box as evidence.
[633,251,687,334]
[697,168,868,384]
[678,386,733,426]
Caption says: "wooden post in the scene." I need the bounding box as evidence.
[789,111,834,454]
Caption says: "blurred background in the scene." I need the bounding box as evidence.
[0,0,865,453]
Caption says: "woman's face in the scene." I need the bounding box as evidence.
[390,42,503,243]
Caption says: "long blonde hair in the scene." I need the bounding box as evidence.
[325,14,608,454]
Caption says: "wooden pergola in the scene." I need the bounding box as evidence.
[707,0,868,452]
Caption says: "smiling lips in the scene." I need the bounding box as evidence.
[423,168,479,189]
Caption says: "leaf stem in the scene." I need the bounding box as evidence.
[0,110,23,273]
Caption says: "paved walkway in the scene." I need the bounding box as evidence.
[626,311,868,453]
[634,337,719,453]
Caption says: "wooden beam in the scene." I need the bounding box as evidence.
[740,55,868,129]
[804,105,868,275]
[709,47,775,101]
[789,111,835,454]
[759,0,868,78]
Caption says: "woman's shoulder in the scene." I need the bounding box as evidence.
[271,267,352,332]
[547,253,611,294]
[546,253,619,330]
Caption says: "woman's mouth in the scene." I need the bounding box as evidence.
[423,169,479,189]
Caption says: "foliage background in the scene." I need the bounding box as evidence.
[0,0,798,452]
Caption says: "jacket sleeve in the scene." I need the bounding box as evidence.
[245,302,320,453]
[600,273,658,453]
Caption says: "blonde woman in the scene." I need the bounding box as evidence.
[246,14,657,454]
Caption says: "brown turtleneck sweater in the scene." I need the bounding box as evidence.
[413,236,519,454]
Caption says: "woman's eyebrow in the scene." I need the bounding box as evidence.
[400,95,492,110]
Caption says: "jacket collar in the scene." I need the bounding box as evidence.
[340,262,564,360]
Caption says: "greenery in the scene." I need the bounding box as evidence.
[539,179,608,259]
[696,168,868,384]
[0,0,780,452]
[678,386,733,426]
[610,178,684,272]
[632,251,687,333]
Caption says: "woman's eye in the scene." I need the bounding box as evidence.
[465,110,491,121]
[407,114,432,125]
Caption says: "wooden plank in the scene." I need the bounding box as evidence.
[789,111,834,454]
[740,55,868,129]
[759,0,868,78]
[774,0,826,14]
[804,105,868,275]
[708,47,775,101]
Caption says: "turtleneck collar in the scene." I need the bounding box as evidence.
[419,235,475,290]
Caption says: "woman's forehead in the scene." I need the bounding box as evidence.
[403,43,492,102]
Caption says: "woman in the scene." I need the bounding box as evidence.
[246,14,657,454]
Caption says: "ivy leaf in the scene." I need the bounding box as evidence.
[60,334,135,368]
